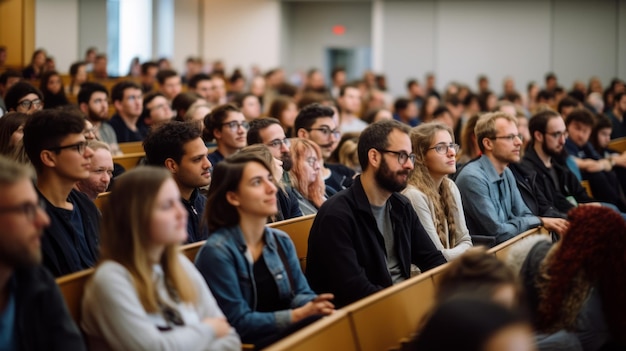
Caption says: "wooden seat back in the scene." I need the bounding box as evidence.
[94,191,110,213]
[118,141,145,154]
[608,137,626,153]
[268,214,315,271]
[112,152,145,171]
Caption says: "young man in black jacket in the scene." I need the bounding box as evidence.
[0,156,86,350]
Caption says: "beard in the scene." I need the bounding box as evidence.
[375,156,409,193]
[542,140,568,162]
[88,108,108,122]
[281,152,293,172]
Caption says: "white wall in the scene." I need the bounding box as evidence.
[620,0,626,79]
[35,0,79,73]
[78,0,107,63]
[173,0,200,72]
[202,0,282,74]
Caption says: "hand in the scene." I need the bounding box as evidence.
[202,317,231,338]
[579,202,602,207]
[291,294,335,323]
[540,217,569,236]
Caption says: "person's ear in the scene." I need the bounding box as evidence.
[296,128,308,139]
[164,158,177,173]
[40,150,57,168]
[368,148,380,169]
[226,191,240,207]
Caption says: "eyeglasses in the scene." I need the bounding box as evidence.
[18,99,43,110]
[266,138,290,149]
[0,199,46,221]
[376,149,416,165]
[308,126,341,139]
[48,141,88,154]
[221,120,250,132]
[492,134,523,142]
[428,142,460,155]
[126,94,143,102]
[545,131,568,139]
[305,157,320,167]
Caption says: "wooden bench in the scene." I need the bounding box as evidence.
[118,141,145,154]
[580,180,593,198]
[112,152,145,171]
[609,137,626,153]
[268,214,315,271]
[93,191,110,213]
[488,226,549,261]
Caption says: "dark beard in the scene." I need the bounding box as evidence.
[375,156,408,193]
[542,140,568,163]
[281,153,293,172]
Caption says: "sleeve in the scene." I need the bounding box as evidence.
[81,262,217,351]
[444,181,473,260]
[179,256,241,351]
[402,187,445,251]
[194,241,284,343]
[306,210,384,306]
[40,268,87,351]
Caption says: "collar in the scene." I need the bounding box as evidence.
[232,225,278,253]
[181,188,199,205]
[477,155,504,184]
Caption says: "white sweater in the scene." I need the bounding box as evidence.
[81,254,241,351]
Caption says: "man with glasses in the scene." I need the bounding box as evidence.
[205,104,249,167]
[247,117,302,220]
[108,81,148,143]
[0,156,87,350]
[4,81,44,114]
[23,109,100,277]
[77,82,120,154]
[306,120,446,308]
[456,112,549,245]
[142,92,174,128]
[295,103,355,195]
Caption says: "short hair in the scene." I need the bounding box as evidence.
[297,92,326,110]
[433,106,451,119]
[406,79,418,90]
[204,103,240,138]
[0,155,33,185]
[331,67,345,79]
[187,73,212,89]
[183,103,211,122]
[475,112,518,153]
[528,109,561,143]
[172,92,202,120]
[557,96,579,114]
[143,121,202,166]
[156,69,178,85]
[142,91,165,108]
[545,72,557,81]
[358,119,410,171]
[0,69,22,85]
[77,82,108,105]
[444,94,461,106]
[536,89,554,102]
[294,103,335,132]
[393,98,410,112]
[565,108,595,128]
[111,81,141,103]
[205,152,274,232]
[87,140,110,152]
[140,61,158,75]
[23,108,86,173]
[247,117,281,145]
[614,92,626,106]
[339,83,358,97]
[4,82,43,111]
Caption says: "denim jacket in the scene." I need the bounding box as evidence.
[194,225,316,343]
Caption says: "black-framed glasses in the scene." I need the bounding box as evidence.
[0,199,46,221]
[492,134,523,142]
[545,131,568,139]
[221,120,250,132]
[48,141,88,154]
[307,126,341,139]
[427,142,460,155]
[18,99,43,110]
[305,156,320,167]
[376,149,416,165]
[266,138,290,149]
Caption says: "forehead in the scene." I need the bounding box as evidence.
[569,120,591,131]
[91,149,114,166]
[431,129,452,144]
[155,178,179,201]
[242,161,269,180]
[147,96,167,107]
[182,137,208,156]
[546,116,565,131]
[197,79,212,87]
[165,75,181,84]
[495,117,518,133]
[386,129,411,153]
[90,91,107,101]
[223,111,245,122]
[19,93,39,102]
[0,179,37,207]
[259,123,285,142]
[61,132,86,144]
[310,117,336,129]
[123,87,142,97]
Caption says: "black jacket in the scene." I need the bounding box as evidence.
[39,188,100,277]
[276,185,303,221]
[508,163,566,219]
[182,188,209,244]
[521,147,593,214]
[14,265,87,350]
[306,176,446,307]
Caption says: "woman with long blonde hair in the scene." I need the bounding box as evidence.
[402,123,472,260]
[81,166,240,350]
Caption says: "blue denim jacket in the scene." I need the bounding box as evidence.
[194,225,316,343]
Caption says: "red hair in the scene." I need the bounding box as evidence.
[289,138,325,208]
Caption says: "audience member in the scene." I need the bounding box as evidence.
[81,166,240,350]
[235,93,262,122]
[266,95,298,137]
[23,108,99,277]
[402,123,472,260]
[4,81,43,114]
[21,49,46,80]
[108,81,148,142]
[338,84,367,133]
[205,104,248,167]
[195,153,333,347]
[142,92,174,128]
[0,112,27,157]
[92,54,108,80]
[289,138,326,215]
[393,97,419,127]
[0,156,87,350]
[606,92,626,139]
[188,73,214,102]
[77,82,120,153]
[39,70,69,109]
[75,141,113,201]
[0,70,22,111]
[306,120,446,307]
[456,113,481,165]
[66,61,87,96]
[157,69,182,103]
[139,61,159,93]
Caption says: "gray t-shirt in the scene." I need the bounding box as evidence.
[371,201,404,284]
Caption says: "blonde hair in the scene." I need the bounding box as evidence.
[289,138,325,208]
[99,166,196,313]
[338,137,359,171]
[408,123,458,248]
[475,112,518,153]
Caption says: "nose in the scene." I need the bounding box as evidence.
[265,179,277,194]
[203,156,212,170]
[84,146,94,158]
[280,142,289,153]
[405,158,415,170]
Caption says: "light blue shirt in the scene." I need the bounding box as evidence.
[455,155,541,244]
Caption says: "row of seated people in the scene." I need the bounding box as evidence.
[1,115,625,350]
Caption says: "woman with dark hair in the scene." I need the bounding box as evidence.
[195,153,333,347]
[40,70,69,109]
[266,95,298,137]
[515,206,626,350]
[81,167,240,350]
[66,61,88,96]
[457,113,481,165]
[22,48,47,79]
[0,112,28,157]
[403,123,472,261]
[419,95,439,123]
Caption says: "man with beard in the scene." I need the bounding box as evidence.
[521,110,609,214]
[247,117,302,220]
[0,156,87,350]
[78,82,120,154]
[295,103,354,196]
[143,121,211,243]
[306,119,446,308]
[75,141,114,201]
[456,112,554,245]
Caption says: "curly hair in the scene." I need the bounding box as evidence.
[408,123,458,248]
[536,206,626,341]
